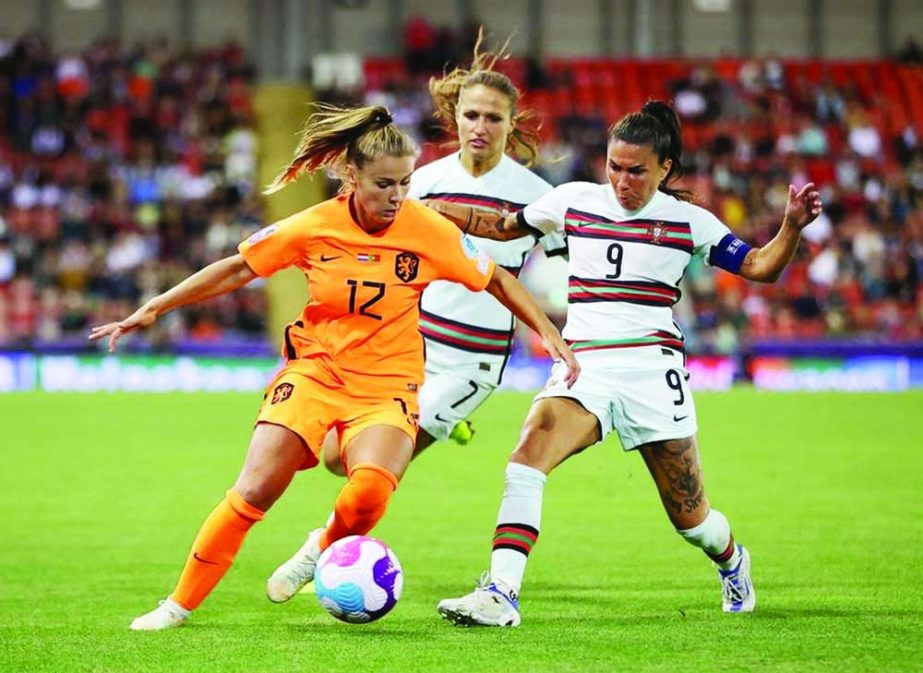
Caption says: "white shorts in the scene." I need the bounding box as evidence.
[418,368,496,441]
[533,348,697,450]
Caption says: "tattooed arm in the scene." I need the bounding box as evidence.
[421,199,532,241]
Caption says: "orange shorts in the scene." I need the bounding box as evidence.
[255,358,419,470]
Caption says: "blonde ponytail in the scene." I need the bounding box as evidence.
[265,104,417,194]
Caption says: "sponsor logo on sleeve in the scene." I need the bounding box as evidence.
[247,225,277,245]
[461,233,480,259]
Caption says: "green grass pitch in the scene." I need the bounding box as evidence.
[2,389,922,672]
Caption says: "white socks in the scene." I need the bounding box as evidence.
[489,462,547,594]
[677,509,741,570]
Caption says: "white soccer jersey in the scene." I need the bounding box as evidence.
[411,152,565,383]
[520,183,733,357]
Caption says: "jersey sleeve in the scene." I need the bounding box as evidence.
[425,211,496,292]
[237,210,311,277]
[538,231,568,257]
[518,184,572,237]
[691,206,752,274]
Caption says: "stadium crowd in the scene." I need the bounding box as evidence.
[1,31,921,355]
[0,34,264,351]
[364,45,923,353]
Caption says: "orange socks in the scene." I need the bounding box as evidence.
[167,466,397,610]
[319,463,398,551]
[170,489,265,611]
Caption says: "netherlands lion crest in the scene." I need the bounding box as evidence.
[394,252,420,282]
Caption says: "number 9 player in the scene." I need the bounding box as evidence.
[430,100,823,625]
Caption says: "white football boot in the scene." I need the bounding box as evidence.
[266,528,324,603]
[129,598,190,631]
[437,572,521,627]
[718,544,756,613]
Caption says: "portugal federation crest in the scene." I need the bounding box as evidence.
[395,252,420,282]
[649,222,665,245]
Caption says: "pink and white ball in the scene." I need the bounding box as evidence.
[314,535,403,623]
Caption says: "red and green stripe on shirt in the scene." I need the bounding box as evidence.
[564,208,694,254]
[419,308,513,355]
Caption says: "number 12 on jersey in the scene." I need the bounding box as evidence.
[347,279,385,320]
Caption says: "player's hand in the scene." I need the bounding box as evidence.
[543,334,580,388]
[784,182,823,230]
[88,304,158,353]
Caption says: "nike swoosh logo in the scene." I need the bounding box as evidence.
[193,552,220,566]
[320,254,342,262]
[435,413,449,423]
[673,415,689,422]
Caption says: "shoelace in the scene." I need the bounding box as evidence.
[471,571,518,609]
[279,538,320,585]
[474,570,492,590]
[288,552,317,580]
[720,571,747,603]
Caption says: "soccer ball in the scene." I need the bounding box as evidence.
[314,535,403,623]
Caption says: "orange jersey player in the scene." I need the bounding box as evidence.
[89,103,579,631]
[240,194,499,463]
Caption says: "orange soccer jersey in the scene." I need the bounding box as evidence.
[238,194,495,457]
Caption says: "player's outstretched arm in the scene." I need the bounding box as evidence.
[421,199,528,241]
[738,182,823,283]
[485,266,579,388]
[88,254,258,352]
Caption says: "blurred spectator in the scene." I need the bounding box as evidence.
[815,76,846,124]
[795,115,828,156]
[896,36,923,65]
[846,107,883,160]
[403,15,437,75]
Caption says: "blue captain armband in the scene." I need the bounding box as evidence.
[708,233,752,274]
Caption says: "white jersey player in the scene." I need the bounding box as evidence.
[430,101,823,625]
[411,152,565,443]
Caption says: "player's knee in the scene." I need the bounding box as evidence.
[348,464,399,515]
[232,481,279,513]
[509,427,550,469]
[510,407,583,472]
[677,508,730,549]
[225,489,266,524]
